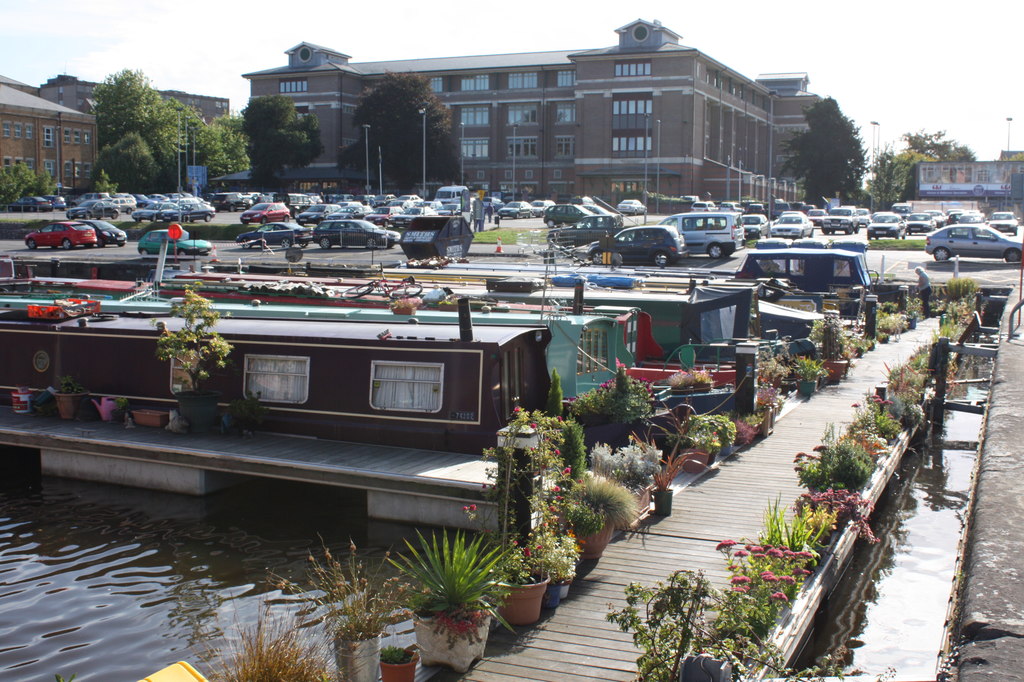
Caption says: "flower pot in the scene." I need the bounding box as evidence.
[908,317,918,330]
[499,578,549,626]
[556,580,571,600]
[797,379,816,398]
[634,485,653,522]
[760,407,776,437]
[334,635,381,682]
[823,359,849,383]
[55,392,87,420]
[578,523,615,560]
[541,581,562,609]
[380,651,418,682]
[132,409,169,428]
[174,390,221,433]
[414,613,490,673]
[652,489,674,516]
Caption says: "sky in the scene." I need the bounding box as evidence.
[3,0,1020,161]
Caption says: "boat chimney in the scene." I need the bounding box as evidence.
[572,280,585,315]
[457,297,474,342]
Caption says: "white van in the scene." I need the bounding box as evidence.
[434,185,469,202]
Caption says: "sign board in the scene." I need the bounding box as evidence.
[186,165,208,187]
[1011,173,1024,201]
[918,161,1024,197]
[167,223,183,241]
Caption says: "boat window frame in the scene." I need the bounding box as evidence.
[243,354,311,404]
[369,360,444,413]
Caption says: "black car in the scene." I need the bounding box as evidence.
[72,219,127,246]
[8,196,53,212]
[586,226,687,267]
[235,222,312,249]
[543,203,599,227]
[547,214,621,248]
[313,219,399,249]
[295,204,342,226]
[158,201,216,223]
[210,192,252,212]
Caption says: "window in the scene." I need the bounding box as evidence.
[244,355,309,403]
[370,361,443,412]
[460,106,489,126]
[25,124,32,140]
[614,60,651,77]
[555,102,576,123]
[64,128,71,144]
[2,158,10,167]
[612,97,653,129]
[82,162,90,178]
[25,158,34,170]
[508,72,537,89]
[577,328,609,375]
[462,138,489,159]
[63,161,72,177]
[44,159,55,177]
[555,135,575,157]
[461,74,490,91]
[429,77,443,93]
[1,121,8,137]
[507,103,538,125]
[611,136,652,157]
[507,136,537,158]
[279,79,308,93]
[73,129,81,144]
[557,70,575,87]
[13,123,21,138]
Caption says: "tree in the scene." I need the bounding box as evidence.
[199,115,249,178]
[782,98,867,204]
[0,163,56,204]
[242,96,322,188]
[91,169,118,194]
[94,132,157,190]
[902,130,975,161]
[340,72,458,192]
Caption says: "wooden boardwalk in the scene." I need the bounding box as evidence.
[451,320,938,682]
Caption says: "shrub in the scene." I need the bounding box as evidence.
[944,276,978,302]
[795,424,874,492]
[591,440,661,492]
[568,367,653,424]
[577,475,638,529]
[733,417,760,446]
[545,368,564,418]
[559,419,587,478]
[797,488,878,543]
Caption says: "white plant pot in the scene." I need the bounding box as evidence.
[414,614,491,673]
[334,634,381,682]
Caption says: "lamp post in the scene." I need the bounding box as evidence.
[1008,117,1014,154]
[655,118,662,214]
[377,145,382,196]
[766,90,776,213]
[362,124,371,195]
[870,121,880,212]
[419,104,427,198]
[643,113,650,206]
[459,121,465,185]
[511,122,518,201]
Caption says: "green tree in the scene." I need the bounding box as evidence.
[91,169,118,194]
[242,96,322,188]
[0,163,56,204]
[94,132,156,190]
[782,97,866,204]
[545,368,564,418]
[902,130,975,161]
[199,115,249,178]
[340,72,458,192]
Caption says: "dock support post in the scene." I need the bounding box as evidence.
[864,294,878,340]
[572,280,584,315]
[930,336,951,428]
[734,342,759,415]
[898,285,909,312]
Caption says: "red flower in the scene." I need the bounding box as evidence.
[730,575,752,584]
[733,549,749,558]
[716,540,738,551]
[770,592,789,602]
[732,585,750,593]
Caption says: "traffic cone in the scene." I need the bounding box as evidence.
[495,237,503,254]
[209,244,220,262]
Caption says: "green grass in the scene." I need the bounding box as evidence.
[866,239,927,251]
[470,226,537,244]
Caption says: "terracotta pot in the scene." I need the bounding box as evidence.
[132,409,169,428]
[498,578,549,625]
[55,392,87,420]
[823,359,849,383]
[414,613,490,673]
[380,651,419,682]
[578,523,615,560]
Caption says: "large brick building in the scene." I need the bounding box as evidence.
[0,78,96,191]
[38,75,230,123]
[243,20,818,202]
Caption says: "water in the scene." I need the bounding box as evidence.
[801,399,983,677]
[0,473,414,682]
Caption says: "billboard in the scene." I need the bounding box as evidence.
[918,161,1024,197]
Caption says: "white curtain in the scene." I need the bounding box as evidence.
[245,356,308,403]
[371,363,442,412]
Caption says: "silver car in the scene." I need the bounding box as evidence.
[769,213,813,239]
[988,212,1019,236]
[926,225,1022,262]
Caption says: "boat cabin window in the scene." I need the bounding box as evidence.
[577,327,609,375]
[834,260,852,277]
[244,355,310,403]
[370,361,443,413]
[788,258,805,275]
[501,347,523,416]
[760,258,786,275]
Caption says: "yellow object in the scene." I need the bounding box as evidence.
[138,660,208,682]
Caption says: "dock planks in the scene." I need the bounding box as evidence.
[447,321,938,681]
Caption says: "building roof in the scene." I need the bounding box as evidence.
[243,62,359,78]
[0,74,31,88]
[286,42,351,60]
[0,84,90,116]
[569,42,695,59]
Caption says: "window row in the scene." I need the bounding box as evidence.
[61,128,91,145]
[434,70,576,93]
[459,103,575,126]
[611,136,652,157]
[2,157,35,169]
[2,122,34,139]
[614,60,651,77]
[279,79,308,93]
[458,135,574,159]
[61,161,92,178]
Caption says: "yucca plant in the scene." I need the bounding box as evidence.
[758,497,830,557]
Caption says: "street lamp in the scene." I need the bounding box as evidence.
[643,113,650,205]
[511,122,518,202]
[655,119,662,214]
[1008,117,1014,154]
[419,104,427,198]
[459,122,465,185]
[362,124,371,195]
[870,121,880,211]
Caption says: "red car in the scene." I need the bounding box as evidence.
[365,206,404,226]
[239,202,291,225]
[25,221,99,249]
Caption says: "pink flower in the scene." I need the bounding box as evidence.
[752,553,766,559]
[748,545,764,553]
[730,575,752,585]
[766,548,784,558]
[793,568,811,576]
[562,467,572,475]
[770,592,789,602]
[716,540,738,551]
[852,403,861,408]
[554,449,560,455]
[732,585,750,593]
[733,550,749,558]
[552,485,562,493]
[760,571,778,582]
[779,575,797,584]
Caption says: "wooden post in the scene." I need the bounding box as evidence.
[864,294,878,340]
[898,285,909,312]
[930,337,950,428]
[572,280,584,315]
[496,424,540,539]
[734,342,759,414]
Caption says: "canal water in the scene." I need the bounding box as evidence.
[0,474,416,682]
[799,389,985,678]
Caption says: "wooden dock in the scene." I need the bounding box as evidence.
[449,321,939,682]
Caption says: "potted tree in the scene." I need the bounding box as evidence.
[379,645,418,682]
[794,357,827,398]
[154,285,233,433]
[812,314,849,383]
[54,375,87,420]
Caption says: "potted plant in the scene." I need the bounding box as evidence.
[379,645,418,682]
[390,297,422,315]
[278,543,411,682]
[530,522,580,609]
[570,475,638,559]
[811,314,849,382]
[228,391,269,437]
[665,369,713,394]
[794,357,827,397]
[390,531,507,673]
[590,439,661,517]
[567,366,654,427]
[112,397,130,424]
[651,449,691,516]
[154,285,233,433]
[54,375,87,420]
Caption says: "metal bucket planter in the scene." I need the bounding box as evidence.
[414,614,491,673]
[174,391,221,433]
[334,635,381,682]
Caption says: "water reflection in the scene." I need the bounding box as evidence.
[0,475,412,682]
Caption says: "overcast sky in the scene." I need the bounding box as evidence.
[4,0,1018,160]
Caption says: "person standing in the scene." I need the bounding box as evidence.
[471,196,484,232]
[485,201,494,224]
[915,266,932,318]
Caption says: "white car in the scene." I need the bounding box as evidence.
[769,213,813,239]
[530,199,555,217]
[616,199,647,216]
[988,212,1019,236]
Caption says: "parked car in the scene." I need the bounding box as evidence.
[296,204,342,226]
[854,208,872,231]
[390,206,438,228]
[988,212,1019,236]
[821,206,858,235]
[925,210,947,228]
[71,192,110,206]
[905,213,937,235]
[806,209,827,230]
[210,192,253,211]
[275,193,317,217]
[769,213,814,239]
[8,196,53,212]
[483,196,504,213]
[72,219,127,247]
[66,199,120,220]
[108,196,137,214]
[926,225,1021,262]
[530,199,556,217]
[43,195,67,210]
[547,214,622,248]
[313,219,399,249]
[543,203,598,227]
[689,201,716,211]
[585,226,687,266]
[658,211,745,257]
[240,203,292,225]
[615,199,647,216]
[890,203,914,218]
[717,201,742,213]
[498,201,533,219]
[956,212,987,225]
[365,206,405,227]
[136,229,212,256]
[24,221,99,249]
[159,200,216,223]
[133,201,178,222]
[866,212,906,239]
[235,222,312,248]
[739,213,770,239]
